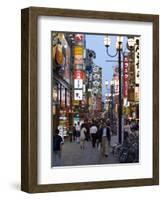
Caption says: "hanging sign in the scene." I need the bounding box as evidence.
[135,37,140,84]
[74,79,83,89]
[73,46,84,55]
[74,90,83,100]
[114,76,119,95]
[73,100,79,106]
[123,56,129,98]
[74,55,84,65]
[74,70,84,79]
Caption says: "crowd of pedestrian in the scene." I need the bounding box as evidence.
[52,117,139,166]
[65,118,112,157]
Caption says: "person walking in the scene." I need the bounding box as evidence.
[96,122,102,150]
[76,122,81,143]
[72,124,77,141]
[99,122,111,157]
[83,120,89,141]
[90,123,98,148]
[68,125,73,142]
[53,128,64,166]
[124,120,131,135]
[80,124,87,149]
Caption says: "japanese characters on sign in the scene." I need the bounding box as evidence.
[123,56,129,98]
[134,37,140,85]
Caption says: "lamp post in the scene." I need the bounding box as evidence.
[110,79,114,131]
[104,36,136,144]
[104,35,123,144]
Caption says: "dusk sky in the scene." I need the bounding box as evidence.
[85,34,128,101]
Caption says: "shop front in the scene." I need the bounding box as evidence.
[52,32,73,137]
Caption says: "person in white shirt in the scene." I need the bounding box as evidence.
[90,124,98,148]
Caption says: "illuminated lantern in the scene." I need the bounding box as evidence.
[93,74,100,80]
[93,80,100,87]
[93,66,99,73]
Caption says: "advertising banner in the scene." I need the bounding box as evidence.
[74,55,84,65]
[123,56,129,98]
[134,37,140,84]
[74,79,83,89]
[73,46,84,55]
[73,100,79,106]
[114,75,119,95]
[74,70,84,79]
[74,90,83,100]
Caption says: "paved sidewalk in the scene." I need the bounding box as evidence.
[53,135,119,167]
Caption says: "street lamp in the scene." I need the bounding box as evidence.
[105,80,109,87]
[104,35,123,144]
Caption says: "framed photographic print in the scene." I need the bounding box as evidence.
[21,7,159,193]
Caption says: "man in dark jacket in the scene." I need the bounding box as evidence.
[53,129,63,166]
[99,123,111,157]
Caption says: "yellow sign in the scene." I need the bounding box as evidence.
[73,46,84,55]
[73,100,79,105]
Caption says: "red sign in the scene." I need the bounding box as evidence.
[123,56,129,98]
[74,70,84,79]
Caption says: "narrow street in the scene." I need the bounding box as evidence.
[53,135,119,167]
[52,33,140,166]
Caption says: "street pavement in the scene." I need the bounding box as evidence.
[53,135,120,167]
